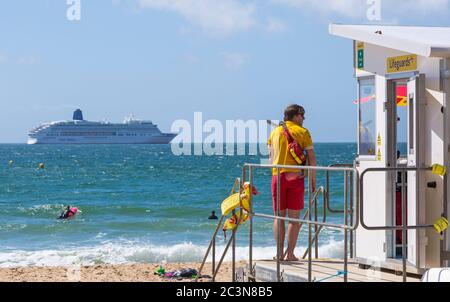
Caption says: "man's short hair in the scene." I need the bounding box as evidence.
[284,104,305,122]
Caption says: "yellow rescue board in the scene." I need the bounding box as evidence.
[221,193,240,216]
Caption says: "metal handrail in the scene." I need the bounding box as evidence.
[244,163,359,282]
[200,163,444,283]
[359,166,436,282]
[245,164,359,231]
[326,164,353,213]
[301,186,326,259]
[197,177,241,281]
[360,167,434,230]
[295,186,325,236]
[326,164,355,258]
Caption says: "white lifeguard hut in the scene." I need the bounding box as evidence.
[200,24,450,283]
[329,24,450,272]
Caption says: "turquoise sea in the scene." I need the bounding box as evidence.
[0,143,356,267]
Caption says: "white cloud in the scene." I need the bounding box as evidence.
[182,53,200,64]
[0,54,8,64]
[17,56,37,65]
[0,54,37,65]
[272,0,365,18]
[178,26,192,36]
[220,52,247,70]
[266,18,287,33]
[391,0,449,15]
[272,0,449,19]
[138,0,257,36]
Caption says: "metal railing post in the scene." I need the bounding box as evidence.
[308,170,312,282]
[350,172,354,258]
[301,187,325,259]
[232,225,236,282]
[212,237,215,276]
[401,171,407,282]
[213,227,240,281]
[314,178,319,259]
[249,166,253,279]
[276,167,281,282]
[344,171,348,282]
[198,215,225,280]
[326,170,330,212]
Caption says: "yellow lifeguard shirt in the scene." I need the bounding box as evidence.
[268,121,314,175]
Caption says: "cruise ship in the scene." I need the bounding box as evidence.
[27,109,177,144]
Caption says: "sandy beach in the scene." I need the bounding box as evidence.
[0,261,247,282]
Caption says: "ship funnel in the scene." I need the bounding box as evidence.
[73,109,84,121]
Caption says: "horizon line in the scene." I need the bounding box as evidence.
[0,141,358,145]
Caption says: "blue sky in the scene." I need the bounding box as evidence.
[1,0,450,143]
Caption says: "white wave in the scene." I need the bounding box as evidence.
[0,224,27,231]
[0,240,345,268]
[318,238,344,259]
[17,204,63,216]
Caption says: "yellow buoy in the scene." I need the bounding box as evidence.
[434,217,449,235]
[38,163,45,169]
[432,164,447,176]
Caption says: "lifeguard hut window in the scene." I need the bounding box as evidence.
[358,77,376,156]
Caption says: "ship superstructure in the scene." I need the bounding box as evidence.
[28,109,176,144]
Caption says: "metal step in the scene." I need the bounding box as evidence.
[248,259,422,282]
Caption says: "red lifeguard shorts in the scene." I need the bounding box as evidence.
[272,174,305,211]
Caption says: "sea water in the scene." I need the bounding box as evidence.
[0,143,356,267]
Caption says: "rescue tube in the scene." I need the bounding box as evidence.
[68,207,78,217]
[221,182,258,216]
[221,193,240,216]
[59,207,78,219]
[222,211,249,239]
[221,182,258,239]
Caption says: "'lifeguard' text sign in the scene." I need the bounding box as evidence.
[387,55,417,73]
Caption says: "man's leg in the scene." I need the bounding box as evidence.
[273,210,286,260]
[272,174,287,260]
[285,177,304,261]
[285,209,301,261]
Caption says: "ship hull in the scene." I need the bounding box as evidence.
[27,135,176,145]
[28,110,177,145]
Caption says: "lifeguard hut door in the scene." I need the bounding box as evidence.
[330,24,450,269]
[386,74,426,266]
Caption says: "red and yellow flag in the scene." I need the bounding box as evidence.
[353,95,375,105]
[353,85,407,106]
[396,86,407,107]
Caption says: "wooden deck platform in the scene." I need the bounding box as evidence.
[249,258,422,282]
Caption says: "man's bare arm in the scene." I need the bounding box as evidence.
[307,148,317,192]
[268,144,273,164]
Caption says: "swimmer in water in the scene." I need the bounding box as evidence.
[58,206,78,219]
[208,210,218,220]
